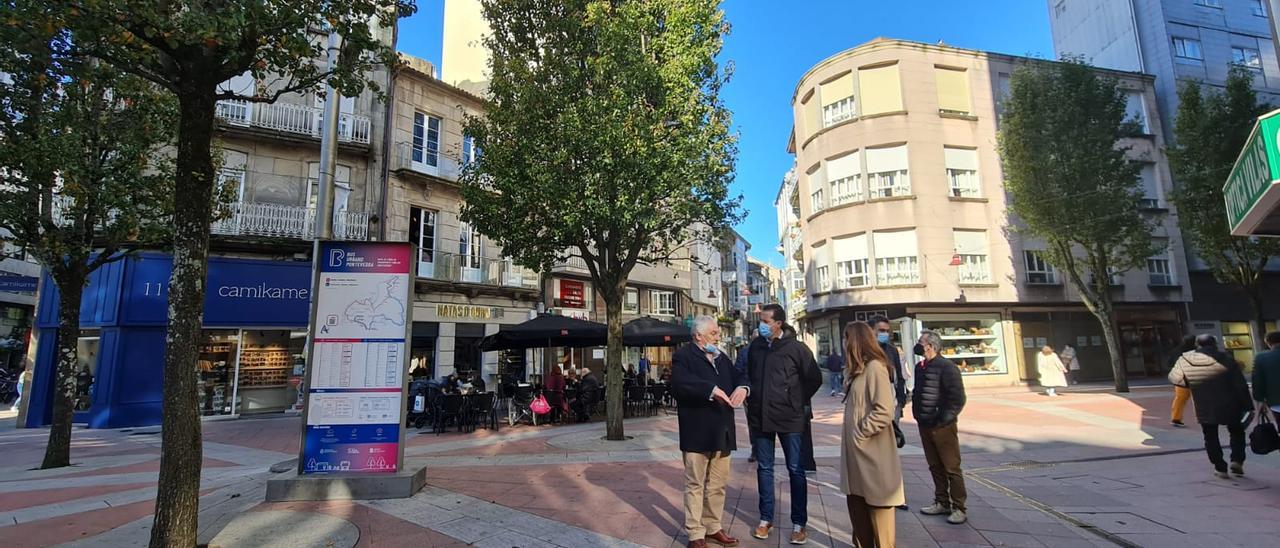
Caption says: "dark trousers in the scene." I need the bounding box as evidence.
[1201,422,1246,471]
[919,422,966,512]
[753,432,807,527]
[802,419,817,472]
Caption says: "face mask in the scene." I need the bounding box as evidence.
[758,322,772,338]
[913,343,927,356]
[703,343,720,355]
[877,332,890,344]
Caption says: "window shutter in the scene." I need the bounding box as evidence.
[953,230,988,255]
[873,230,918,257]
[935,67,971,113]
[826,151,860,181]
[944,147,978,171]
[832,233,868,262]
[820,74,854,107]
[858,64,903,115]
[865,145,909,173]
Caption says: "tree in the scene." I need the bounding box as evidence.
[460,0,740,440]
[1169,67,1280,349]
[25,1,412,544]
[998,58,1154,392]
[0,16,175,469]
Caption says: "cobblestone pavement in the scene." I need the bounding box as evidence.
[1,383,1277,547]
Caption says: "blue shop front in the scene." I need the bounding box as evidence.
[26,253,313,429]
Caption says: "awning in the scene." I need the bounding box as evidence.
[480,314,606,351]
[623,316,692,347]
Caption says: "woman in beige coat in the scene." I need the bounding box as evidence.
[838,322,906,547]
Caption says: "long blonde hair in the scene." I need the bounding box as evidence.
[843,322,889,381]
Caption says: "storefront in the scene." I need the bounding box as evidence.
[25,253,312,429]
[409,300,539,384]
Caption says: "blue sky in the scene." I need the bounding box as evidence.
[398,0,1055,266]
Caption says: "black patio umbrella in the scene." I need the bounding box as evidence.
[480,313,607,351]
[623,316,692,347]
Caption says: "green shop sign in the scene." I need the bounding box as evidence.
[1224,109,1280,236]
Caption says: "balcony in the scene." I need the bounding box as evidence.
[721,270,739,284]
[414,250,539,291]
[554,255,590,273]
[215,99,371,145]
[211,201,369,240]
[393,141,463,182]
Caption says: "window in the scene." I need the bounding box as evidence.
[858,64,903,116]
[1194,0,1220,7]
[409,207,437,273]
[1024,250,1059,285]
[866,145,910,198]
[219,150,248,203]
[811,188,825,214]
[935,67,971,115]
[1148,240,1174,285]
[1138,163,1160,208]
[872,230,920,286]
[306,162,352,214]
[944,147,980,198]
[624,288,639,313]
[802,93,822,140]
[412,112,441,167]
[650,290,676,316]
[815,265,831,292]
[820,73,856,126]
[1232,46,1262,71]
[954,230,991,284]
[1124,91,1149,133]
[459,221,482,270]
[812,242,831,292]
[1173,38,1203,63]
[833,234,869,289]
[827,152,863,205]
[462,133,478,165]
[1250,0,1267,16]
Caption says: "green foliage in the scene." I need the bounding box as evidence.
[0,17,175,280]
[1169,67,1279,311]
[998,57,1154,296]
[459,0,742,293]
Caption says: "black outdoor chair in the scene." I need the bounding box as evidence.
[435,394,466,434]
[470,392,498,431]
[646,385,667,415]
[625,385,648,418]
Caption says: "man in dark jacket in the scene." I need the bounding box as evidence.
[1170,334,1253,479]
[825,351,844,397]
[1253,331,1280,425]
[745,304,822,545]
[671,316,748,548]
[911,330,968,525]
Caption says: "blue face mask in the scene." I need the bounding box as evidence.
[758,322,772,338]
[703,343,720,355]
[877,332,890,344]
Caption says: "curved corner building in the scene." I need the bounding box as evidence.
[785,39,1191,387]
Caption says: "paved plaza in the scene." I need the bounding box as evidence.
[1,383,1278,547]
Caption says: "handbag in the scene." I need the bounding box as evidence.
[1250,409,1279,455]
[530,394,552,415]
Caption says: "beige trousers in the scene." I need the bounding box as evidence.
[683,450,731,540]
[847,494,896,548]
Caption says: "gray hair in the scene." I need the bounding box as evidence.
[920,330,943,353]
[691,315,717,336]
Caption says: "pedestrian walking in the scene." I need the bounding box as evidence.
[745,304,823,544]
[826,350,845,397]
[838,322,905,548]
[1169,334,1253,478]
[1060,344,1081,385]
[671,316,749,548]
[1170,335,1197,428]
[1036,345,1068,397]
[735,339,756,464]
[1253,331,1280,425]
[911,330,968,525]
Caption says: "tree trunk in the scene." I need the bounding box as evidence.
[1096,304,1129,393]
[150,84,217,548]
[41,271,85,469]
[603,286,625,440]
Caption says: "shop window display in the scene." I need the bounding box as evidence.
[74,333,100,412]
[235,330,306,415]
[919,314,1007,375]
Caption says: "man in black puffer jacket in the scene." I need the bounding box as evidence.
[1169,334,1253,479]
[745,304,823,544]
[910,330,968,525]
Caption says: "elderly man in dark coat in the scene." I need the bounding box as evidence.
[671,315,749,548]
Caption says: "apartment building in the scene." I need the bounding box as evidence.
[25,25,397,428]
[384,54,542,385]
[720,230,752,347]
[776,167,807,323]
[1049,0,1280,370]
[789,38,1191,387]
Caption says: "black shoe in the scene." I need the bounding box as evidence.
[1231,462,1244,476]
[1171,420,1185,428]
[896,504,909,511]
